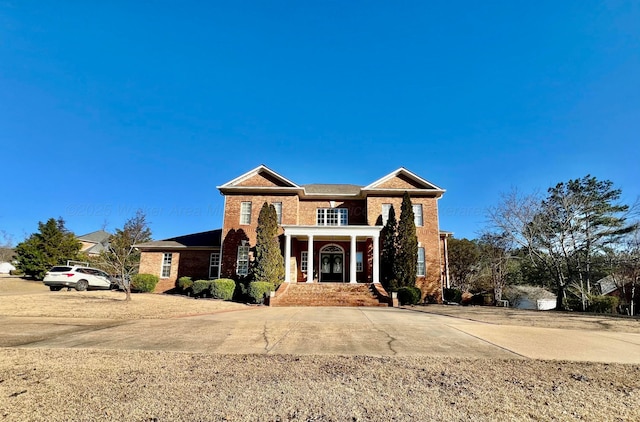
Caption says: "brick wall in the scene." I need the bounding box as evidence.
[139,251,181,293]
[367,195,443,302]
[222,194,299,245]
[177,250,216,281]
[376,174,423,190]
[298,199,367,225]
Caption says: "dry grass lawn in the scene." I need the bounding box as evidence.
[408,304,640,334]
[2,277,640,420]
[1,350,639,421]
[0,276,247,319]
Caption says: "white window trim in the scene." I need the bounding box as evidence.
[413,204,423,227]
[209,252,220,279]
[356,251,363,272]
[161,253,173,279]
[237,245,249,276]
[417,247,426,277]
[301,251,308,272]
[240,202,252,225]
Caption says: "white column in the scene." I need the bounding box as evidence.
[372,234,380,284]
[284,234,291,283]
[350,235,357,284]
[307,235,314,283]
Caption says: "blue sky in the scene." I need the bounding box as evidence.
[1,1,639,244]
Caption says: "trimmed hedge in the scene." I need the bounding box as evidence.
[397,286,422,305]
[443,288,463,304]
[248,281,274,304]
[131,274,159,293]
[588,295,619,313]
[177,276,193,292]
[211,278,236,301]
[192,280,211,297]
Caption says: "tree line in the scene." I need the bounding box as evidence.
[450,175,639,314]
[12,211,152,301]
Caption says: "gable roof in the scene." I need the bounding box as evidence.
[362,167,445,197]
[134,229,222,250]
[217,165,301,194]
[218,166,444,198]
[77,230,111,244]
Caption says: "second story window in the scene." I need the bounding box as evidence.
[240,202,252,225]
[413,204,423,227]
[272,202,282,224]
[316,208,348,226]
[381,204,392,225]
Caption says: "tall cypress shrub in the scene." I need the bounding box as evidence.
[395,192,418,288]
[380,205,398,291]
[252,203,285,288]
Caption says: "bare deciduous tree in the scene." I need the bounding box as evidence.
[98,210,152,301]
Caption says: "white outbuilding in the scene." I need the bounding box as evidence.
[0,262,16,274]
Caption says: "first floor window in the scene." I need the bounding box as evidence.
[209,252,220,279]
[161,253,173,278]
[413,204,423,227]
[417,247,425,276]
[237,245,249,276]
[272,202,283,224]
[301,251,308,272]
[356,252,363,272]
[240,201,252,225]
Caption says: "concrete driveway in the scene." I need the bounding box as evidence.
[2,307,640,363]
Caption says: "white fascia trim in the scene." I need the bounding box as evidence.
[361,188,445,197]
[299,192,364,199]
[283,225,382,238]
[217,186,304,196]
[217,165,300,189]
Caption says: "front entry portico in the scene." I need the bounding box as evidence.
[282,225,382,284]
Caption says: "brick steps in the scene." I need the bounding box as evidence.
[269,283,389,307]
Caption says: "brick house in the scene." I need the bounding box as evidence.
[137,165,451,301]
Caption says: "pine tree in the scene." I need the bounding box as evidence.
[395,192,418,287]
[380,205,398,291]
[252,202,285,288]
[15,218,82,279]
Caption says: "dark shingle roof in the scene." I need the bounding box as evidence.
[302,184,363,196]
[135,229,221,249]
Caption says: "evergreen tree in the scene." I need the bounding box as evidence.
[15,218,82,279]
[252,202,285,288]
[395,192,418,287]
[380,205,398,291]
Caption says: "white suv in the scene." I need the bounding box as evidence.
[43,266,113,291]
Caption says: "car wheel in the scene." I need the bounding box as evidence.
[76,279,88,291]
[49,286,62,291]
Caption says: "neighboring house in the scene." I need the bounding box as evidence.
[77,230,111,256]
[136,165,451,301]
[597,275,639,314]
